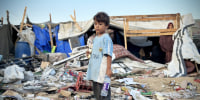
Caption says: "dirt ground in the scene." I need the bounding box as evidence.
[132,76,200,93]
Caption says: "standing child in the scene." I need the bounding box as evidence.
[86,12,113,100]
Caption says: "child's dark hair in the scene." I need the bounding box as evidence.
[93,12,110,26]
[167,22,174,29]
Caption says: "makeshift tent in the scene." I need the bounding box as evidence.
[0,24,14,60]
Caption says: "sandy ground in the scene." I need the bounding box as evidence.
[132,76,200,93]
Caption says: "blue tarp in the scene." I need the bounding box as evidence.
[33,24,85,57]
[55,25,85,57]
[32,25,51,54]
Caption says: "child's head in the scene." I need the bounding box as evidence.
[93,12,110,26]
[93,12,110,35]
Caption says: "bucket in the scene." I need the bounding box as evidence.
[15,42,31,58]
[79,56,89,66]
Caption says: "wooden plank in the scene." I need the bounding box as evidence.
[25,23,32,27]
[19,7,27,33]
[123,19,128,49]
[70,10,82,32]
[126,32,175,37]
[6,10,9,24]
[15,7,27,48]
[176,13,181,29]
[125,17,176,21]
[110,14,177,19]
[70,15,82,31]
[128,29,177,33]
[48,13,53,48]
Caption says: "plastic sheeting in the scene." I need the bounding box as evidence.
[18,29,35,56]
[32,25,51,54]
[33,24,85,56]
[55,25,85,57]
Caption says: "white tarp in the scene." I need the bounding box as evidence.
[164,14,200,77]
[58,17,173,40]
[19,29,35,56]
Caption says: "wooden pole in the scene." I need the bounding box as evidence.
[70,9,82,31]
[6,10,9,24]
[74,9,76,20]
[48,13,54,48]
[123,19,128,49]
[20,6,27,32]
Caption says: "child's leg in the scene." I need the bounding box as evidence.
[93,81,111,100]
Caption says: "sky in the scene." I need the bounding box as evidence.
[0,0,200,25]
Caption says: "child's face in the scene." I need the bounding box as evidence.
[94,20,108,35]
[168,24,174,29]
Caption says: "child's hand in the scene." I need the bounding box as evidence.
[106,69,112,78]
[86,50,91,58]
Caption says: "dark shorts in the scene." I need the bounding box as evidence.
[93,81,111,100]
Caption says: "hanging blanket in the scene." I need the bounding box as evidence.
[164,14,200,77]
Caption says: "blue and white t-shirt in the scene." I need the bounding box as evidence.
[86,33,113,83]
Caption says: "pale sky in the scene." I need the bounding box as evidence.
[0,0,200,25]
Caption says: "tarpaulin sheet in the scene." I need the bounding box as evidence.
[0,24,14,60]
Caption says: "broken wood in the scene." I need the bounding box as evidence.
[70,9,82,31]
[20,6,27,33]
[6,10,9,24]
[48,13,54,48]
[49,13,53,48]
[15,7,27,46]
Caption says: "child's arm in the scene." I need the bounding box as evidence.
[106,55,112,77]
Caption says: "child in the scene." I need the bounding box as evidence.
[86,12,113,100]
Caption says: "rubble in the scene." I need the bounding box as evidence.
[0,51,199,100]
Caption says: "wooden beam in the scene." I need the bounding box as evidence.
[128,29,177,33]
[6,10,9,24]
[176,13,180,29]
[110,14,177,19]
[70,9,82,32]
[24,23,32,27]
[126,32,175,37]
[126,17,176,21]
[48,13,54,48]
[123,19,128,49]
[20,6,27,33]
[15,6,27,48]
[50,13,52,22]
[48,24,54,48]
[74,9,76,20]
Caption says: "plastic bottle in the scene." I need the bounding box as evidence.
[101,75,111,96]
